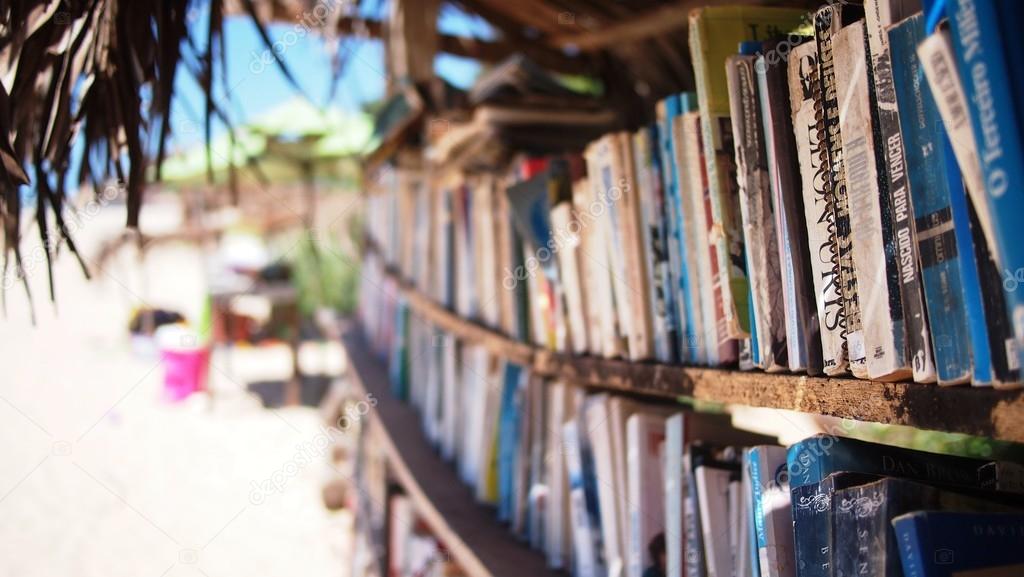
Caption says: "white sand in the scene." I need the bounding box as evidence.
[0,198,351,577]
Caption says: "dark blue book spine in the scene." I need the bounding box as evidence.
[888,14,973,385]
[791,472,879,577]
[946,0,1024,374]
[893,511,1024,577]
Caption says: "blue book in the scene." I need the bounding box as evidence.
[889,13,975,385]
[787,434,992,577]
[658,94,699,364]
[638,123,680,364]
[892,511,1024,577]
[748,446,793,577]
[945,0,1024,373]
[388,299,409,400]
[791,472,879,577]
[496,362,524,522]
[742,450,762,577]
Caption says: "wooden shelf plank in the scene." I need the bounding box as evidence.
[384,273,1024,443]
[341,328,564,577]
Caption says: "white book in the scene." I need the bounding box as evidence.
[787,40,849,376]
[674,114,712,365]
[585,136,632,358]
[916,29,999,263]
[834,20,911,381]
[479,357,505,504]
[619,132,656,361]
[627,413,668,577]
[681,112,734,366]
[749,446,796,577]
[664,414,687,577]
[551,201,590,355]
[459,346,483,484]
[584,394,625,577]
[438,334,457,459]
[728,479,742,577]
[563,418,601,577]
[473,175,501,327]
[545,382,571,568]
[695,465,735,577]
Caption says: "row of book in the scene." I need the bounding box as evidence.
[364,0,1024,387]
[357,260,1024,577]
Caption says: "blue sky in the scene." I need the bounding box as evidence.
[167,2,490,153]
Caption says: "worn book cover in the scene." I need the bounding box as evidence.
[890,13,974,385]
[757,43,824,376]
[864,0,936,383]
[945,0,1024,377]
[682,111,739,366]
[834,477,1022,577]
[787,39,849,376]
[689,6,807,340]
[634,126,673,363]
[727,54,787,372]
[616,132,655,361]
[833,20,911,381]
[814,4,868,378]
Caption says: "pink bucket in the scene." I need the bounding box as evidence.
[160,347,210,401]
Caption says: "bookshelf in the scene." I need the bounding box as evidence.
[370,256,1024,444]
[342,326,563,577]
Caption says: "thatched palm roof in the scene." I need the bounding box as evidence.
[0,0,814,303]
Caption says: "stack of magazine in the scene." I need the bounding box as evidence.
[357,263,1024,577]
[365,0,1024,388]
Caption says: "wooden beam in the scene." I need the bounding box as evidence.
[234,11,590,74]
[548,2,691,51]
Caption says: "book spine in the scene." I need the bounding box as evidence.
[562,420,600,577]
[728,55,788,372]
[666,109,701,364]
[683,451,707,577]
[635,128,670,363]
[689,13,751,341]
[787,40,850,376]
[815,5,868,378]
[889,14,973,385]
[657,100,689,364]
[672,110,710,364]
[834,20,911,381]
[584,143,625,357]
[665,415,686,577]
[685,112,739,366]
[863,7,939,382]
[758,49,824,376]
[618,133,655,360]
[946,0,1024,382]
[890,515,927,577]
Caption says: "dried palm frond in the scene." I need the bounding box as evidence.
[0,0,308,307]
